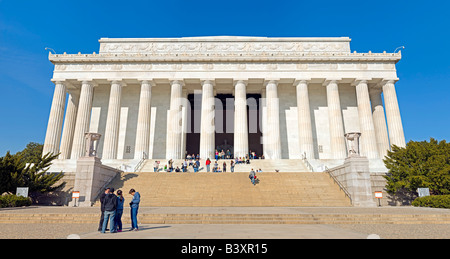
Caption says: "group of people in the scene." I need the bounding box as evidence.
[214,149,264,160]
[206,158,235,172]
[152,157,268,173]
[98,187,140,233]
[154,159,201,172]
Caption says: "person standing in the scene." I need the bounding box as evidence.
[129,188,140,231]
[195,159,200,172]
[249,169,256,185]
[153,161,159,172]
[98,188,110,231]
[102,188,117,233]
[206,158,211,172]
[230,160,234,172]
[223,161,227,172]
[115,190,125,232]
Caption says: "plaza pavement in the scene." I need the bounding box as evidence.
[0,206,449,239]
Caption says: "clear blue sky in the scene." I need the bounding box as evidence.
[0,0,449,155]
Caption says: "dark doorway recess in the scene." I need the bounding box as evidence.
[247,94,262,158]
[185,93,201,157]
[184,93,263,158]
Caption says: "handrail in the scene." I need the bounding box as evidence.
[301,152,314,172]
[325,166,353,204]
[134,151,148,172]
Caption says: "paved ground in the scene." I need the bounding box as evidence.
[0,206,449,239]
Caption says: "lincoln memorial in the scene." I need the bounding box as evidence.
[43,36,405,174]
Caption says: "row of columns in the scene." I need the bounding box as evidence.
[42,78,406,161]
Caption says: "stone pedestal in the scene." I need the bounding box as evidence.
[341,156,376,207]
[70,156,121,207]
[69,132,121,207]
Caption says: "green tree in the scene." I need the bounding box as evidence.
[15,142,43,164]
[383,138,450,196]
[0,143,64,201]
[0,151,25,194]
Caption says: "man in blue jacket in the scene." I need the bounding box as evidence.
[129,188,140,231]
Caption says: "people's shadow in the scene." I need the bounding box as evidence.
[137,225,172,231]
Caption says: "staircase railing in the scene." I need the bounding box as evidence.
[134,151,148,172]
[325,166,353,205]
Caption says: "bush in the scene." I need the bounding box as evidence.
[412,195,450,209]
[383,138,450,196]
[0,194,32,208]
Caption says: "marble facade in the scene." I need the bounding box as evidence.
[43,36,405,172]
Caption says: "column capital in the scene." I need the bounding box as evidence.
[77,79,98,87]
[107,79,127,87]
[51,79,67,85]
[322,78,341,87]
[170,79,185,86]
[201,79,215,86]
[138,79,156,87]
[263,79,280,87]
[380,78,399,85]
[351,78,371,86]
[233,79,248,86]
[376,78,399,89]
[293,78,311,86]
[50,79,75,90]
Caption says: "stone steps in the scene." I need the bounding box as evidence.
[1,213,449,225]
[99,171,351,207]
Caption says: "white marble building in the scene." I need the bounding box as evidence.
[43,36,405,172]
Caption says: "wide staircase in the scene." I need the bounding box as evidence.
[102,170,351,207]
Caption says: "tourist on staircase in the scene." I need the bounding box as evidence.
[249,169,256,185]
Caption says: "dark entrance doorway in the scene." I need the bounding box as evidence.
[215,94,234,155]
[247,94,263,158]
[185,93,263,159]
[185,93,201,157]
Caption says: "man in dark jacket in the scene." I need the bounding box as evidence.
[98,188,110,231]
[101,187,118,233]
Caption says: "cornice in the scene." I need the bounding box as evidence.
[49,52,401,64]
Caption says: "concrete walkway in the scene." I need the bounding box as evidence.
[1,206,449,239]
[80,223,368,239]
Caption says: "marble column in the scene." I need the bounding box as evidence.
[264,80,282,159]
[354,80,379,159]
[199,79,215,160]
[59,90,79,159]
[369,87,390,158]
[166,80,183,159]
[134,80,154,160]
[102,80,124,159]
[71,80,95,160]
[295,80,315,159]
[43,81,67,156]
[383,80,406,148]
[260,89,267,158]
[325,79,347,159]
[233,80,249,158]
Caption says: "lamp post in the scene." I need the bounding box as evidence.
[45,47,56,54]
[394,46,405,53]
